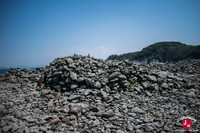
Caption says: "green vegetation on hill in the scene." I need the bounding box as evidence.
[107,41,200,62]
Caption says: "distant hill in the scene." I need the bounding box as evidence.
[107,41,200,62]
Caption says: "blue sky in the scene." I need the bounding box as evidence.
[0,0,200,67]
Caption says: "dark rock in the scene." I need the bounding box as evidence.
[187,91,196,97]
[62,117,70,123]
[69,105,82,114]
[132,107,146,114]
[85,78,92,86]
[77,77,84,83]
[118,75,127,80]
[0,108,3,117]
[84,89,92,96]
[50,117,61,125]
[147,75,157,82]
[142,82,150,89]
[70,72,77,81]
[52,71,62,77]
[70,84,78,90]
[161,83,169,89]
[143,125,154,132]
[102,109,114,117]
[3,126,12,132]
[157,71,168,79]
[127,124,134,131]
[68,94,81,101]
[94,81,101,89]
[69,103,89,115]
[109,72,121,80]
[99,89,109,101]
[66,57,73,64]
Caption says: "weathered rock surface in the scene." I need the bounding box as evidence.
[0,55,199,132]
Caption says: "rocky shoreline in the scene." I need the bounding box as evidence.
[0,54,200,132]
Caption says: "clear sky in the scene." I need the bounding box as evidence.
[0,0,200,67]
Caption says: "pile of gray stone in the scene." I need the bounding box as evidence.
[44,54,136,92]
[148,59,200,74]
[44,54,193,94]
[0,54,199,132]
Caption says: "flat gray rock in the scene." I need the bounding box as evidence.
[157,71,168,78]
[132,107,146,114]
[70,72,77,81]
[68,94,81,101]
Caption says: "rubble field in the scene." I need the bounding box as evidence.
[0,54,199,132]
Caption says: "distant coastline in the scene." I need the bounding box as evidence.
[0,68,37,74]
[0,69,9,74]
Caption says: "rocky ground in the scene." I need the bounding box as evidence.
[0,55,200,133]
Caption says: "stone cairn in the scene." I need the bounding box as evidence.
[44,54,194,94]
